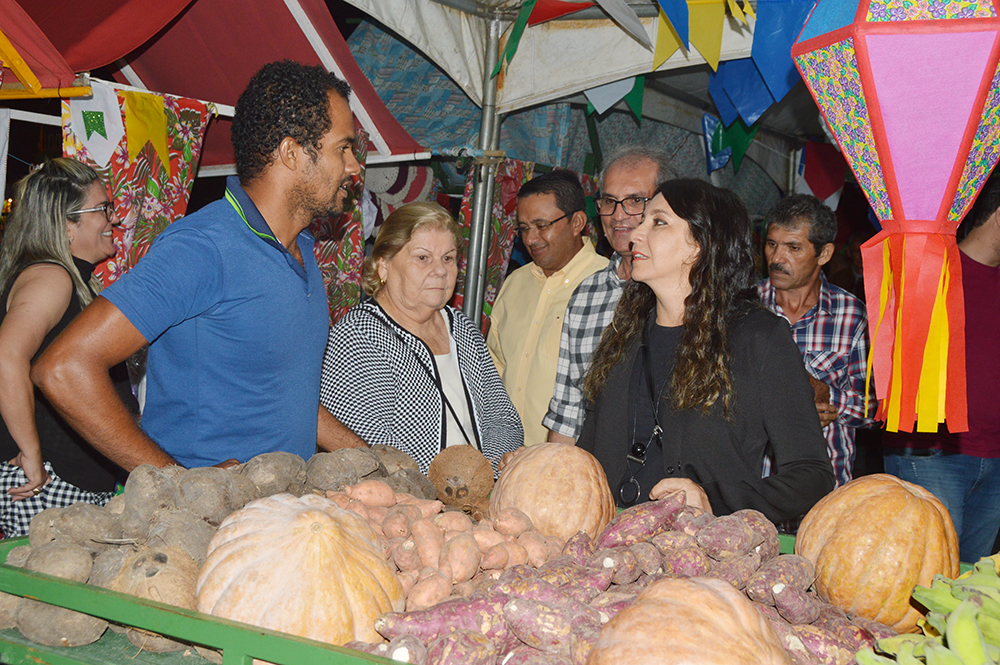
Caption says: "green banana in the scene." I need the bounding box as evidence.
[976,611,1000,649]
[935,574,958,590]
[926,612,950,636]
[857,648,903,665]
[914,585,964,615]
[952,585,1000,622]
[956,573,1000,594]
[924,641,969,665]
[945,599,992,665]
[876,632,934,657]
[897,641,924,665]
[974,559,1000,577]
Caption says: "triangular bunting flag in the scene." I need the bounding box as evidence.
[655,0,688,48]
[69,80,125,168]
[493,0,536,77]
[689,0,726,71]
[585,78,636,115]
[654,9,682,69]
[594,0,652,49]
[122,90,170,173]
[528,0,594,25]
[624,75,644,121]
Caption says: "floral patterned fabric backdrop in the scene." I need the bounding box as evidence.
[310,129,369,324]
[450,158,597,330]
[62,94,210,287]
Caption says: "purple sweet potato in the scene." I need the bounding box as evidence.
[745,554,816,605]
[588,548,641,585]
[560,563,614,598]
[375,591,512,647]
[849,616,897,640]
[499,564,537,585]
[344,641,389,658]
[502,645,573,665]
[569,623,601,665]
[792,625,855,665]
[730,509,780,561]
[649,530,698,554]
[560,531,595,565]
[536,555,588,586]
[696,514,757,560]
[672,505,715,536]
[425,629,495,665]
[503,598,586,656]
[757,610,821,665]
[709,549,760,589]
[629,542,662,575]
[495,577,607,628]
[660,546,713,577]
[588,589,638,619]
[814,615,874,652]
[594,491,686,548]
[386,634,428,665]
[773,583,821,624]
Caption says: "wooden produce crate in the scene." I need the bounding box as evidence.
[0,537,391,665]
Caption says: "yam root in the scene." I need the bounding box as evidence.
[695,514,757,560]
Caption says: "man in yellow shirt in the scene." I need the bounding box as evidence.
[487,170,608,445]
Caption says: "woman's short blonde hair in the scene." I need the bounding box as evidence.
[362,201,463,298]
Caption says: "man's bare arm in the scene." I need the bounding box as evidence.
[31,297,176,471]
[317,404,367,450]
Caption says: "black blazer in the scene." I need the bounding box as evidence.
[578,307,835,523]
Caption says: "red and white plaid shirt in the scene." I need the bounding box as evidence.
[758,274,876,486]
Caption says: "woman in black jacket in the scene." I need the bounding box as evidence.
[579,179,834,524]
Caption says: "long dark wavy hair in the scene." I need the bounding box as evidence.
[583,179,759,415]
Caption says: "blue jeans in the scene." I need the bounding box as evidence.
[884,449,1000,563]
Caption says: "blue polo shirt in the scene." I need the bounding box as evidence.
[103,177,329,468]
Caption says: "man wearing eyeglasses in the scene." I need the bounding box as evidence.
[487,170,607,445]
[544,146,677,445]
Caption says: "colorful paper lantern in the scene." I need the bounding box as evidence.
[792,0,1000,433]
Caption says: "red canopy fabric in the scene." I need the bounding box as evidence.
[1,0,77,91]
[107,0,424,167]
[18,0,196,71]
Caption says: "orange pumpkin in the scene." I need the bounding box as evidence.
[795,473,959,633]
[488,443,615,541]
[196,493,403,645]
[589,576,792,665]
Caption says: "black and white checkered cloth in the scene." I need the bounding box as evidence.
[543,254,627,440]
[0,462,113,538]
[320,302,523,475]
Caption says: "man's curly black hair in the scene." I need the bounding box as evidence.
[232,60,352,184]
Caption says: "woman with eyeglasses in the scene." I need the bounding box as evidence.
[0,158,136,537]
[578,179,834,524]
[320,202,523,476]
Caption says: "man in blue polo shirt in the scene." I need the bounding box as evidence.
[32,61,366,471]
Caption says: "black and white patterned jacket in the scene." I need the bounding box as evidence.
[320,301,523,474]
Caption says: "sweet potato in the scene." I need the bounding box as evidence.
[503,645,573,665]
[569,624,601,665]
[588,589,638,619]
[758,609,821,665]
[745,554,816,605]
[498,564,536,585]
[498,540,529,568]
[480,544,509,571]
[709,549,760,589]
[730,508,780,561]
[629,542,662,575]
[828,619,875,652]
[695,514,757,560]
[387,634,428,665]
[345,499,371,523]
[792,625,855,665]
[398,569,420,595]
[325,491,351,509]
[494,577,607,628]
[649,530,698,554]
[471,525,506,554]
[773,583,821,624]
[672,505,715,536]
[503,598,580,655]
[375,591,513,646]
[518,531,549,568]
[383,509,413,539]
[406,569,453,611]
[493,507,534,538]
[344,641,390,658]
[345,478,397,507]
[391,538,422,571]
[439,532,481,583]
[426,629,495,665]
[395,494,445,518]
[850,616,896,640]
[544,537,564,562]
[434,510,474,533]
[589,548,640,585]
[560,531,594,565]
[660,546,713,577]
[410,519,445,570]
[558,563,613,598]
[536,556,587,586]
[595,491,686,548]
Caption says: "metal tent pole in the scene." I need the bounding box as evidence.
[462,14,503,326]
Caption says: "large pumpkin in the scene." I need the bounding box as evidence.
[589,576,792,665]
[488,443,615,541]
[196,493,403,645]
[795,473,959,633]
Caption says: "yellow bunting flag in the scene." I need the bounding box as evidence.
[688,0,726,72]
[743,0,754,19]
[122,91,169,174]
[727,0,746,24]
[654,9,682,70]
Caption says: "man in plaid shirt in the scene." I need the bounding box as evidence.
[543,146,676,443]
[758,194,876,486]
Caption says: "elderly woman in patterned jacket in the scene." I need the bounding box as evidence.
[320,202,523,475]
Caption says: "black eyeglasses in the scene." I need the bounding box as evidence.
[596,195,649,217]
[616,424,661,506]
[68,201,116,222]
[516,213,570,237]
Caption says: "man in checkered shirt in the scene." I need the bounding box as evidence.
[758,194,876,487]
[543,146,676,444]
